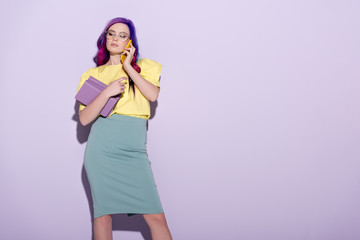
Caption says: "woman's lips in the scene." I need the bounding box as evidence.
[111,43,118,47]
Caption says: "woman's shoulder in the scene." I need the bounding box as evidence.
[136,58,162,69]
[80,65,101,77]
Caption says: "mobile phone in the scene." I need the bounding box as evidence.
[121,40,132,63]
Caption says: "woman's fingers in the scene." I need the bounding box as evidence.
[129,42,136,51]
[118,79,127,91]
[124,44,135,54]
[106,78,128,94]
[119,81,126,89]
[121,43,135,65]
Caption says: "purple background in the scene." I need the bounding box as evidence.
[1,1,359,239]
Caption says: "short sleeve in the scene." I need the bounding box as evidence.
[76,71,89,114]
[137,58,162,92]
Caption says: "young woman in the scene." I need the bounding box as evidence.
[76,17,172,240]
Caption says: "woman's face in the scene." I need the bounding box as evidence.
[105,23,131,55]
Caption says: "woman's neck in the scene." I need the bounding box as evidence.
[105,54,122,65]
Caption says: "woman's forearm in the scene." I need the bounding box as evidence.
[123,64,159,102]
[79,91,110,126]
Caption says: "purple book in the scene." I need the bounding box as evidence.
[75,76,121,117]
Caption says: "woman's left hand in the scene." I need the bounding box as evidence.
[122,41,135,67]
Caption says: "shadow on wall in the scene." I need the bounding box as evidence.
[72,100,158,240]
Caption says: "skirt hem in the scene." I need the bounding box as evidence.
[94,210,165,219]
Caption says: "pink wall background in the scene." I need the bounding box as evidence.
[1,0,359,239]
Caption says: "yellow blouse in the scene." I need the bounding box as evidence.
[76,58,162,119]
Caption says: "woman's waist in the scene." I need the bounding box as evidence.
[91,114,147,148]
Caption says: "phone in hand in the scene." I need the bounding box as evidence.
[121,40,132,63]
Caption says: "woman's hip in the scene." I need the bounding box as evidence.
[87,114,148,151]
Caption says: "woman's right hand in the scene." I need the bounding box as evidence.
[103,77,128,98]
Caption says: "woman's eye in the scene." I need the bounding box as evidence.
[120,35,127,38]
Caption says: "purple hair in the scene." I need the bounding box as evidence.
[93,17,141,93]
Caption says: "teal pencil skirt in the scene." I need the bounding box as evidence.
[84,114,164,219]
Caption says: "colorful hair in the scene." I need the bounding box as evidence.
[93,17,141,92]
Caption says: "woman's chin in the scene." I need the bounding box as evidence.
[109,51,123,56]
